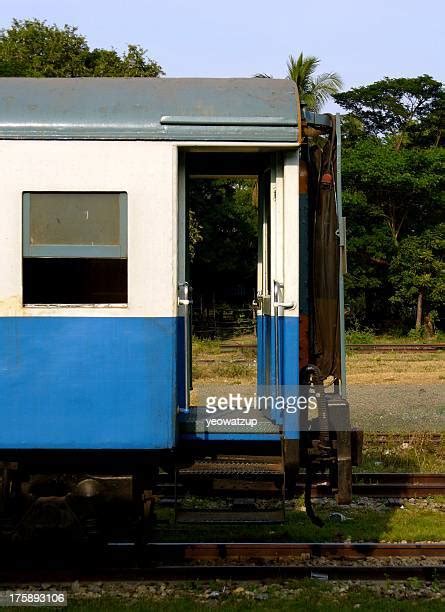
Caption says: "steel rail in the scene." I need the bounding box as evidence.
[219,343,445,352]
[0,565,444,582]
[350,472,445,497]
[142,542,445,560]
[160,473,445,499]
[1,542,444,583]
[353,473,445,483]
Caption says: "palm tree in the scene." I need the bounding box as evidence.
[286,53,343,112]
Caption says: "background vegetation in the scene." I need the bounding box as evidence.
[1,19,443,336]
[336,76,444,335]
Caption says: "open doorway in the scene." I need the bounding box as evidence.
[182,152,273,393]
[189,177,258,339]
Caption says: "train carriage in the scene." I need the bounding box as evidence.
[0,78,360,529]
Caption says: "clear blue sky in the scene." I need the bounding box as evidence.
[2,0,444,112]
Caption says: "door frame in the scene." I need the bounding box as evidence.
[176,145,300,412]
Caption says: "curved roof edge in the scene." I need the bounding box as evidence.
[0,77,299,142]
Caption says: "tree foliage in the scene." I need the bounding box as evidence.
[255,52,342,112]
[338,75,445,331]
[287,53,343,112]
[389,226,445,329]
[0,19,163,77]
[334,75,444,148]
[342,140,444,246]
[1,22,443,332]
[188,180,257,295]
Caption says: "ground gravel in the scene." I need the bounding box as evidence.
[347,384,445,432]
[3,579,444,603]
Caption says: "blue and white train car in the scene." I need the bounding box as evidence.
[0,78,357,519]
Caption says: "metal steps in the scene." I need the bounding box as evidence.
[174,455,285,523]
[179,457,284,478]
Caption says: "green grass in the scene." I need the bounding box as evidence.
[193,337,222,355]
[194,332,445,348]
[345,328,445,345]
[153,501,445,544]
[357,434,445,473]
[62,581,445,611]
[346,328,376,344]
[372,331,445,345]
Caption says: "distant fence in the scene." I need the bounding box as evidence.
[192,305,256,339]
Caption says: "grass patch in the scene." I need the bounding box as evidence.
[193,338,222,355]
[358,433,445,473]
[154,501,445,544]
[192,335,445,385]
[192,336,256,385]
[348,330,445,345]
[346,328,375,344]
[346,351,445,384]
[66,585,445,611]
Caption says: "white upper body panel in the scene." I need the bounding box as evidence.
[0,140,177,317]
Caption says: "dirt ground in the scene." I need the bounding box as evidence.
[347,352,445,385]
[191,337,445,437]
[192,337,445,386]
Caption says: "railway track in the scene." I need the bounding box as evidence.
[1,473,444,584]
[1,566,443,582]
[366,433,443,443]
[1,542,444,583]
[216,342,445,353]
[329,472,445,498]
[143,541,445,561]
[159,472,445,499]
[347,343,445,353]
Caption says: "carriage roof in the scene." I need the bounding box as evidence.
[0,77,299,142]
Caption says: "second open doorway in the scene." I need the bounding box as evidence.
[178,151,280,402]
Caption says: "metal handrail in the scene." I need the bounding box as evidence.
[178,282,192,414]
[273,280,295,387]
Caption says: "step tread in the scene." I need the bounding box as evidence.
[178,459,284,478]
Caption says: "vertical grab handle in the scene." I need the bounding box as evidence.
[178,282,192,414]
[273,280,282,388]
[273,280,296,387]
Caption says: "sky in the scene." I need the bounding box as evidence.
[1,0,444,112]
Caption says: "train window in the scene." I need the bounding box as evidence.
[22,192,128,305]
[23,192,127,258]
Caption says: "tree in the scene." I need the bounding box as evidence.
[188,179,258,294]
[342,140,444,246]
[287,53,343,112]
[389,226,445,331]
[0,19,163,78]
[339,75,445,329]
[334,75,444,149]
[339,74,445,331]
[342,188,395,327]
[339,114,368,147]
[255,52,342,112]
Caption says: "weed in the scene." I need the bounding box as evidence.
[346,327,375,344]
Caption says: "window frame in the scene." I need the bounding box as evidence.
[22,191,128,259]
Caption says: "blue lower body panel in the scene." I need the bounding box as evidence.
[0,317,176,450]
[257,315,299,386]
[179,315,300,443]
[257,314,300,440]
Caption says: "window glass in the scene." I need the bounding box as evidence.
[29,192,120,245]
[23,258,127,305]
[23,192,128,305]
